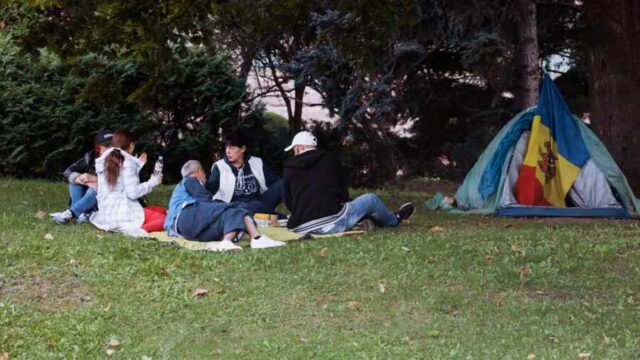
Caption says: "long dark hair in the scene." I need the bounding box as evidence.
[105,130,135,187]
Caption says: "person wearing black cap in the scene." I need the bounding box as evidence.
[206,133,284,215]
[50,129,113,225]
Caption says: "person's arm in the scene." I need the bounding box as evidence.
[206,164,221,195]
[283,172,293,211]
[63,154,89,184]
[336,157,350,202]
[184,177,213,202]
[263,164,280,187]
[122,161,159,200]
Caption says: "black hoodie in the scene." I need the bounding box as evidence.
[283,149,350,229]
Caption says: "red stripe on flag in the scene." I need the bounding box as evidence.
[515,165,550,206]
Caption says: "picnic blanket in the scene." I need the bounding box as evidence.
[148,227,364,251]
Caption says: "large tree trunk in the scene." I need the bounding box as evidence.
[584,0,640,195]
[514,0,540,110]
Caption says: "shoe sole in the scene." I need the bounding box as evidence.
[251,243,286,249]
[398,203,416,221]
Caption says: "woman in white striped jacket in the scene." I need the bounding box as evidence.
[90,130,164,237]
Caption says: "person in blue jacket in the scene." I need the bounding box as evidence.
[166,160,286,251]
[206,133,283,215]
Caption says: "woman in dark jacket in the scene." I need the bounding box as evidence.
[50,130,113,224]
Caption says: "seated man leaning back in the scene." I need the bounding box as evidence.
[207,133,284,216]
[165,160,286,251]
[283,131,416,234]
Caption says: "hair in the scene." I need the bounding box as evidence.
[223,133,248,148]
[111,130,135,150]
[181,160,203,178]
[105,130,136,188]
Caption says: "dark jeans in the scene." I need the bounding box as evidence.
[177,202,250,242]
[235,179,284,215]
[69,183,98,217]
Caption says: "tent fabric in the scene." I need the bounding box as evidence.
[447,108,639,217]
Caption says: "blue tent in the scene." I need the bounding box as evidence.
[429,76,639,218]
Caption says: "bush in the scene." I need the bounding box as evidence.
[0,33,255,183]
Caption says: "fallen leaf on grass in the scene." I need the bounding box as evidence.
[191,288,209,298]
[548,336,559,343]
[105,348,115,357]
[493,297,504,307]
[1,352,8,360]
[527,354,536,360]
[299,337,309,343]
[69,259,78,267]
[503,223,514,229]
[427,329,440,338]
[519,266,533,277]
[578,352,591,360]
[35,210,46,219]
[378,282,387,294]
[401,247,411,252]
[159,267,170,275]
[319,247,328,257]
[97,234,104,240]
[584,311,594,318]
[511,244,524,255]
[108,339,121,348]
[626,296,635,304]
[429,226,444,233]
[0,302,4,308]
[484,254,496,260]
[347,301,361,311]
[80,295,92,302]
[451,309,461,316]
[603,335,611,344]
[44,233,54,240]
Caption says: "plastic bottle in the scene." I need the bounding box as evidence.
[153,156,164,176]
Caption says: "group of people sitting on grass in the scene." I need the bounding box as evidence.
[50,129,416,251]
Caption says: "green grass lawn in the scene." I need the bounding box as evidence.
[1,179,639,359]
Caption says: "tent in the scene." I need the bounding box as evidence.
[438,75,639,218]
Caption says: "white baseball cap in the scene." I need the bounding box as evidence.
[284,131,318,151]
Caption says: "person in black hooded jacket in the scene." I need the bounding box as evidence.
[282,131,415,234]
[50,130,113,224]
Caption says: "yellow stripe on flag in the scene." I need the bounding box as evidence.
[521,115,581,207]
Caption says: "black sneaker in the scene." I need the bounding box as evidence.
[395,203,415,223]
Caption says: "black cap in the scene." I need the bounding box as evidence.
[94,130,114,146]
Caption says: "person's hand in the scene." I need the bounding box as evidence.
[138,152,148,165]
[75,173,89,184]
[86,182,98,191]
[152,174,163,185]
[86,174,98,183]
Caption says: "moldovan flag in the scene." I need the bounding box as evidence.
[515,74,590,207]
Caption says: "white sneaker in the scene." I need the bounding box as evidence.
[250,235,286,249]
[76,212,91,224]
[50,210,73,225]
[207,239,242,252]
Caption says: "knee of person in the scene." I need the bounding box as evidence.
[229,208,248,219]
[362,193,380,203]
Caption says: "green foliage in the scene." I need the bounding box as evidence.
[0,33,254,181]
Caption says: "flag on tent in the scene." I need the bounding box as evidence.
[515,74,590,207]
